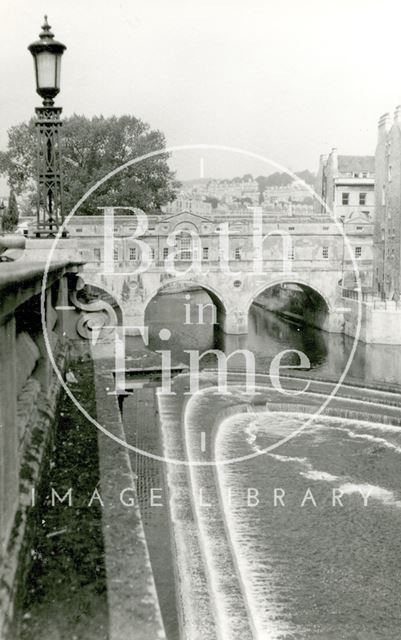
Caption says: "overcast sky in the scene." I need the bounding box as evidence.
[2,0,401,181]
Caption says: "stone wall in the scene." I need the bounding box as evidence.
[343,296,401,344]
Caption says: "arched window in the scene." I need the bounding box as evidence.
[178,233,192,261]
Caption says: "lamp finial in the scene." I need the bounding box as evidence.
[40,15,54,39]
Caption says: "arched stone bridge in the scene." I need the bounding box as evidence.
[24,210,353,335]
[80,268,346,335]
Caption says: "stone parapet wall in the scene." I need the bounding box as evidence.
[343,297,401,344]
[0,341,69,639]
[0,259,81,638]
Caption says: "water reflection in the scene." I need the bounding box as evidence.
[144,290,401,387]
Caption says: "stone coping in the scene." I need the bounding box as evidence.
[0,260,82,293]
[92,352,166,640]
[0,260,83,323]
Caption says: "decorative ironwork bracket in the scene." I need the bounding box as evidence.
[35,105,65,236]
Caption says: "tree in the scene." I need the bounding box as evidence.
[295,170,315,185]
[2,189,19,232]
[121,279,130,303]
[204,195,219,209]
[0,114,180,216]
[234,196,252,206]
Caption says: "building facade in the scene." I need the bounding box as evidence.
[162,197,213,215]
[315,149,375,289]
[262,182,312,205]
[373,108,401,300]
[315,149,375,221]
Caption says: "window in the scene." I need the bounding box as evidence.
[323,226,329,230]
[356,226,363,231]
[388,164,392,182]
[129,247,137,261]
[355,246,362,259]
[94,248,101,261]
[203,247,209,261]
[322,246,329,259]
[382,185,386,206]
[359,193,367,205]
[76,228,83,233]
[342,193,349,205]
[179,234,191,261]
[151,247,155,260]
[287,248,295,261]
[163,247,169,259]
[113,248,119,261]
[235,248,241,260]
[288,226,295,231]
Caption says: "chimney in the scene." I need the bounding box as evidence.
[378,112,390,131]
[377,113,391,151]
[330,147,338,176]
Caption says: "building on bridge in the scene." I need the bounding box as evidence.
[19,207,367,335]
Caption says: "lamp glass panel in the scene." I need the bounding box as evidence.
[55,54,62,90]
[36,51,57,89]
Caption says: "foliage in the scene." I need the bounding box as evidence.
[234,196,253,206]
[0,114,180,216]
[121,279,131,302]
[255,170,315,203]
[2,188,19,231]
[204,195,219,209]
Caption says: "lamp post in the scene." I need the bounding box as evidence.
[28,16,66,237]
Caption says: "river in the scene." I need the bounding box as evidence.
[145,289,401,387]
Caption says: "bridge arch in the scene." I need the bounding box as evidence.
[144,279,228,328]
[245,278,333,316]
[245,277,335,333]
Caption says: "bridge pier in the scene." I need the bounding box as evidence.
[220,308,249,335]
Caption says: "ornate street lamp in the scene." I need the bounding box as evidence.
[28,16,66,236]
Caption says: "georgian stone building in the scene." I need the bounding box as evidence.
[315,149,375,221]
[315,149,375,289]
[373,108,401,300]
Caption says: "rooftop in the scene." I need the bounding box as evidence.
[337,155,375,175]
